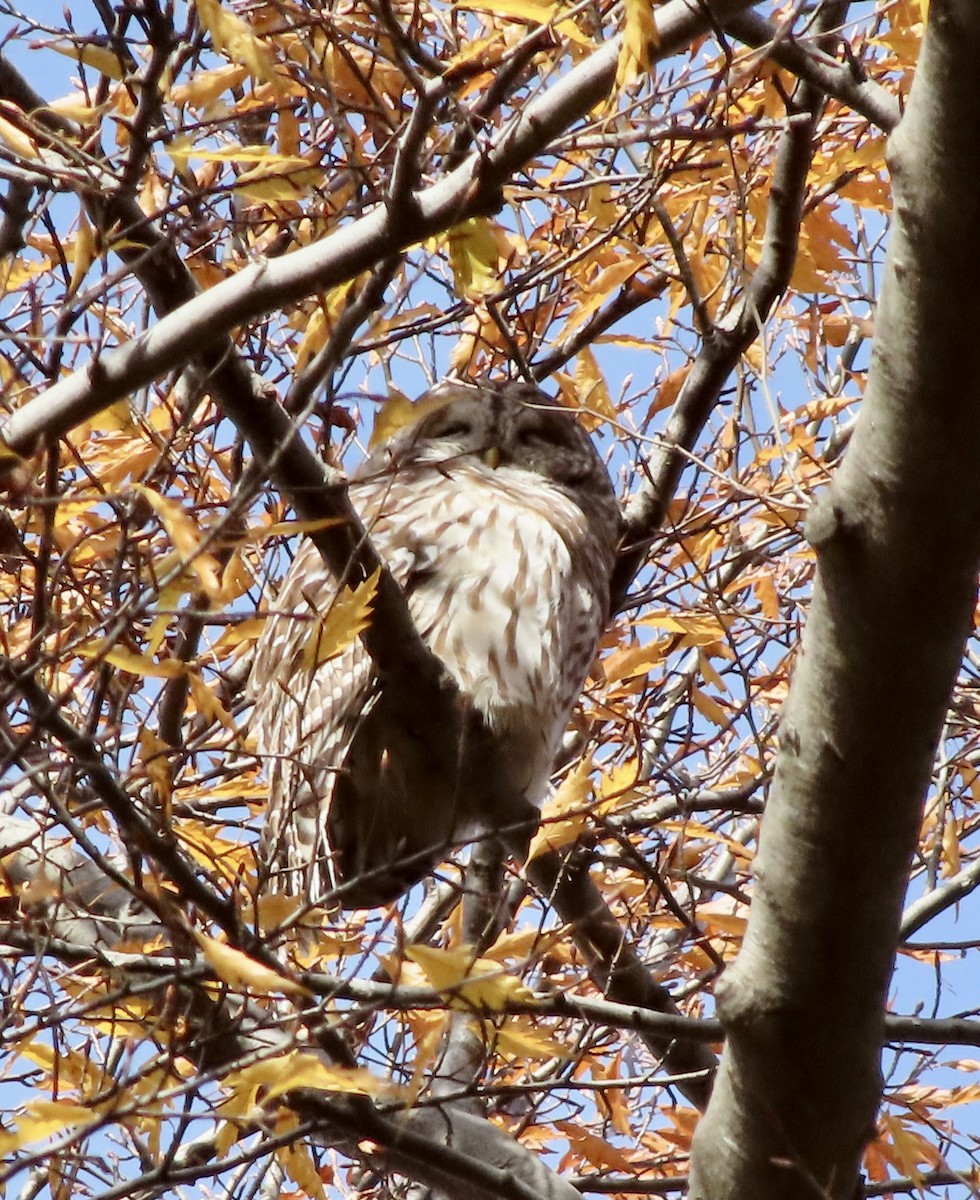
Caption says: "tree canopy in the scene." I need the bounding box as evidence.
[2,3,980,1200]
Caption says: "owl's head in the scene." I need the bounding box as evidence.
[371,381,619,522]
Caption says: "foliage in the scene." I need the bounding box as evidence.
[0,2,976,1200]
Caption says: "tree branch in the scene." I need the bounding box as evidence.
[689,3,980,1197]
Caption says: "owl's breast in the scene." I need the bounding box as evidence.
[356,462,612,797]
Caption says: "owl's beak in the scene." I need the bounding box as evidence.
[482,446,501,469]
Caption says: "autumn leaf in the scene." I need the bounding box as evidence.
[77,642,186,679]
[489,1017,571,1060]
[0,1100,101,1156]
[446,217,501,299]
[616,0,659,89]
[133,485,222,596]
[528,757,595,859]
[369,387,456,449]
[139,726,173,816]
[192,930,311,997]
[221,1051,395,1113]
[235,157,321,201]
[404,944,534,1009]
[51,40,127,80]
[557,1119,636,1171]
[301,569,379,670]
[275,1111,329,1200]
[191,0,283,89]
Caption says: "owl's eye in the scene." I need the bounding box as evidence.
[517,424,559,449]
[434,422,472,441]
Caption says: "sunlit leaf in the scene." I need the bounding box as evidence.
[223,1051,394,1107]
[51,40,127,80]
[528,757,595,858]
[405,944,534,1009]
[191,0,283,89]
[0,1100,101,1155]
[616,0,659,89]
[446,217,501,299]
[133,485,222,595]
[193,930,311,997]
[300,569,379,670]
[77,643,186,679]
[490,1017,571,1060]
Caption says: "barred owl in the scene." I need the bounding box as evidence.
[249,381,620,907]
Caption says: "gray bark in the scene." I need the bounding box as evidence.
[689,4,980,1198]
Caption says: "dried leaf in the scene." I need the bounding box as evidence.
[0,1100,100,1155]
[133,485,222,596]
[490,1017,571,1060]
[301,569,379,670]
[405,944,534,1009]
[193,930,311,997]
[446,217,501,299]
[616,0,659,89]
[191,0,283,89]
[77,643,186,679]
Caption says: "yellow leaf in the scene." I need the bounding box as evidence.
[446,217,501,299]
[406,1015,449,1104]
[602,639,667,685]
[51,40,127,80]
[191,0,283,89]
[691,688,728,727]
[193,930,311,997]
[405,944,533,1009]
[659,820,754,862]
[139,727,173,816]
[639,610,733,648]
[168,141,275,170]
[219,551,252,604]
[77,643,186,679]
[301,569,379,670]
[698,648,726,692]
[560,259,642,336]
[68,212,97,299]
[188,672,237,733]
[235,159,321,201]
[212,618,268,656]
[597,759,640,801]
[528,757,595,859]
[0,115,38,158]
[616,0,659,89]
[942,815,961,877]
[275,1112,327,1200]
[225,1051,392,1106]
[454,0,590,44]
[255,516,347,540]
[457,0,554,20]
[556,1119,636,1171]
[490,1017,571,1060]
[170,63,250,109]
[0,1100,100,1156]
[573,349,615,422]
[146,580,193,655]
[133,485,222,595]
[178,822,253,882]
[369,387,456,449]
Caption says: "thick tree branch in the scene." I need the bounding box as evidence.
[722,9,901,131]
[689,4,980,1198]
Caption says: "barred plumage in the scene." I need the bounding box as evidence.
[249,381,620,906]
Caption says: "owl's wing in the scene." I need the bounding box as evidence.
[248,533,372,899]
[249,473,450,903]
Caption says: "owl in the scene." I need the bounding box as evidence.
[248,381,621,907]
